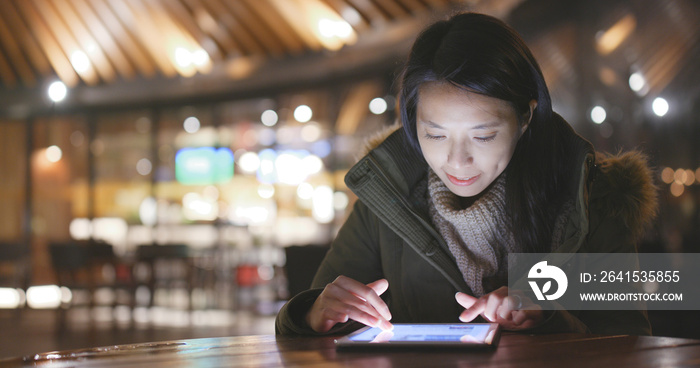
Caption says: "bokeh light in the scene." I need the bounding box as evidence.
[46,145,63,163]
[297,182,314,200]
[239,151,261,173]
[312,185,334,223]
[590,106,606,124]
[661,167,675,184]
[369,97,388,115]
[628,72,646,93]
[183,116,201,133]
[652,97,669,117]
[261,110,279,126]
[48,81,68,102]
[294,105,313,123]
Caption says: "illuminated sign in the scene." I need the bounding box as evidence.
[175,147,234,185]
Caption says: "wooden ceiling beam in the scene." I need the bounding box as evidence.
[33,0,101,85]
[142,0,213,77]
[224,0,286,57]
[0,4,444,116]
[644,39,685,94]
[372,0,411,19]
[0,11,36,87]
[0,0,52,81]
[266,0,326,51]
[180,0,239,57]
[333,0,373,27]
[321,0,371,32]
[246,0,307,54]
[128,0,178,76]
[15,0,80,87]
[395,0,428,15]
[206,0,265,57]
[71,0,135,80]
[161,0,225,61]
[345,0,391,25]
[209,0,266,56]
[51,0,117,84]
[418,0,450,8]
[107,0,176,77]
[0,46,17,88]
[0,0,512,91]
[93,0,156,77]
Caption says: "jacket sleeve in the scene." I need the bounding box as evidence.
[275,200,385,336]
[575,199,651,335]
[529,199,652,336]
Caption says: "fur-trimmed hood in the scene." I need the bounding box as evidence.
[356,123,658,241]
[592,151,658,240]
[358,123,402,160]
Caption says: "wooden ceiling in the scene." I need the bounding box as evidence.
[0,0,698,123]
[0,0,478,90]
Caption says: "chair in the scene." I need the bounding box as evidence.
[48,240,133,328]
[133,244,194,310]
[0,241,30,315]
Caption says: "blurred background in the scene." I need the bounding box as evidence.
[0,0,699,358]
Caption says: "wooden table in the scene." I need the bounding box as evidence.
[2,332,700,367]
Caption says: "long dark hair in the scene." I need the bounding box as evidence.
[400,12,568,253]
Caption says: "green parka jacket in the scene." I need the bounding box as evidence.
[276,114,657,336]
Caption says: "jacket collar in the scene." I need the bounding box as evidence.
[345,127,470,293]
[356,125,428,199]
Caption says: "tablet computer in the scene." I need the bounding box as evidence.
[334,323,500,350]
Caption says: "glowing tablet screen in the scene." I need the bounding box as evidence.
[335,323,500,349]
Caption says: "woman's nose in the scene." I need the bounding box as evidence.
[447,141,473,168]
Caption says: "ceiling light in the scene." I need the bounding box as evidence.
[175,47,192,68]
[48,81,67,102]
[70,50,90,73]
[294,105,313,123]
[652,97,669,117]
[628,72,646,93]
[192,49,209,66]
[596,14,636,55]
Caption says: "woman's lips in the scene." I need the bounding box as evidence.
[446,173,480,186]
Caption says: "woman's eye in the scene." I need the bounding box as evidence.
[424,133,445,141]
[475,135,496,142]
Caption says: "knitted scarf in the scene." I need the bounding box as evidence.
[427,170,519,297]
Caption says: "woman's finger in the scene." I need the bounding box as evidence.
[321,276,393,330]
[456,293,485,322]
[511,309,528,326]
[364,279,392,321]
[455,292,478,309]
[323,298,382,328]
[483,293,504,322]
[334,277,392,322]
[367,278,389,296]
[497,296,522,321]
[324,282,386,323]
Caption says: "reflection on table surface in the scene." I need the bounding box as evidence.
[2,332,700,367]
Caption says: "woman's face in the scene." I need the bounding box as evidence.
[416,81,531,198]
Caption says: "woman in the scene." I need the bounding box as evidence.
[276,12,657,336]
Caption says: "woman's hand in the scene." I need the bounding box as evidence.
[455,287,543,330]
[306,276,393,333]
